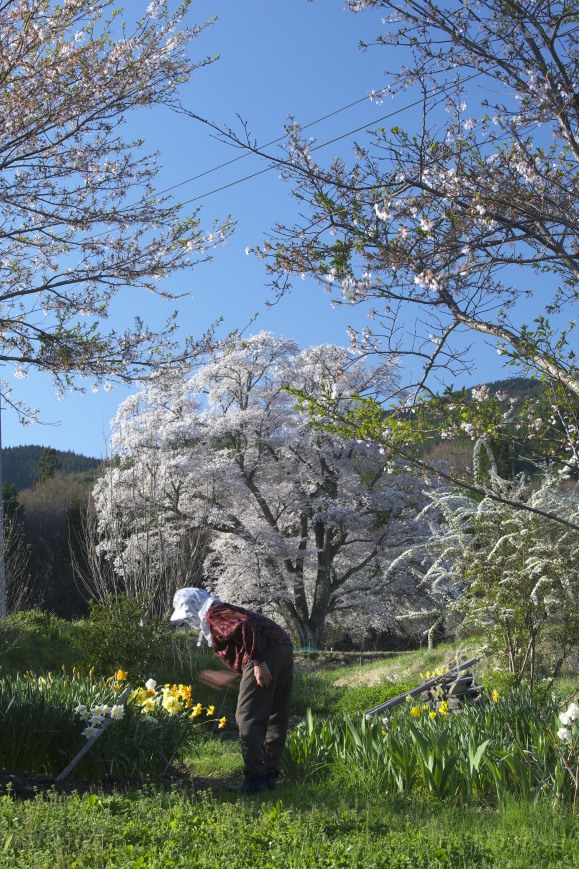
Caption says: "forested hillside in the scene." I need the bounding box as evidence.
[1,445,100,491]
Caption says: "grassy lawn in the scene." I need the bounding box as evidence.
[0,781,577,868]
[0,613,577,867]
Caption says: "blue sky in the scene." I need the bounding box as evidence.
[2,0,529,458]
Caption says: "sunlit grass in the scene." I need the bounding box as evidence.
[0,785,576,868]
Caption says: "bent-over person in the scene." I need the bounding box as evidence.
[170,587,293,794]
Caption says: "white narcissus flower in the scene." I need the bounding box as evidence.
[145,679,157,691]
[74,704,87,716]
[89,714,105,725]
[82,726,101,739]
[557,727,573,743]
[566,703,579,721]
[559,710,570,725]
[110,705,125,720]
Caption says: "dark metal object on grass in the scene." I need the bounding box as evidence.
[364,657,480,717]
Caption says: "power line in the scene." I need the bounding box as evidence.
[45,72,483,248]
[176,102,418,207]
[156,90,387,198]
[177,75,482,207]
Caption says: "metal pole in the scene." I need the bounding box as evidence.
[364,657,480,717]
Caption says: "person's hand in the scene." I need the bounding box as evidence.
[253,661,272,687]
[196,669,240,691]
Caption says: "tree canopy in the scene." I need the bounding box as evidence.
[92,332,429,642]
[0,0,232,420]
[258,0,578,392]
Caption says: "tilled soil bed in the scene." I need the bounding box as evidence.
[0,767,235,800]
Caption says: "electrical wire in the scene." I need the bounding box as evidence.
[177,72,482,207]
[156,89,388,198]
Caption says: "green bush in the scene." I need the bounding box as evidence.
[80,597,172,682]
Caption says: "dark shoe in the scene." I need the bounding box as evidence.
[266,768,279,791]
[234,774,268,794]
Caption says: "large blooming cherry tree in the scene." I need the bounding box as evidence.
[93,332,429,641]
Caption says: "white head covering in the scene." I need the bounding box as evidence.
[170,587,221,646]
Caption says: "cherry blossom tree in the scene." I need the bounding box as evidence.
[92,332,430,643]
[0,0,233,615]
[258,0,578,390]
[216,1,578,492]
[0,0,230,404]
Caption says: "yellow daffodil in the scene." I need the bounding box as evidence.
[439,701,449,715]
[207,705,216,716]
[218,717,227,729]
[491,690,500,702]
[429,711,437,719]
[131,688,147,704]
[410,705,421,717]
[116,670,128,681]
[190,702,203,717]
[163,696,183,715]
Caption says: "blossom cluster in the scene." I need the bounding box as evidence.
[130,678,226,729]
[74,672,227,738]
[557,702,579,743]
[74,700,126,740]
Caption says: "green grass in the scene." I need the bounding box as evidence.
[0,786,576,868]
[0,611,87,673]
[1,612,577,867]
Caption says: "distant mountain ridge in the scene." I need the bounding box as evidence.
[1,445,101,491]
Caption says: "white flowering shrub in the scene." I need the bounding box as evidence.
[397,471,579,685]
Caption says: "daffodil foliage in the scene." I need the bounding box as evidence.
[93,332,431,646]
[256,0,579,402]
[0,0,231,418]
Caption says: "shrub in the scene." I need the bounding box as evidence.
[80,597,172,682]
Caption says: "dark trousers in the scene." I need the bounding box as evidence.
[235,644,293,777]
